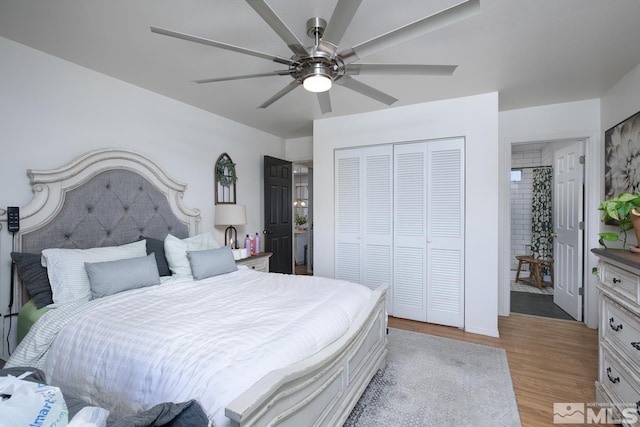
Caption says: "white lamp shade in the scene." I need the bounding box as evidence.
[215,204,247,226]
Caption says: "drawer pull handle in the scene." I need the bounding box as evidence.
[632,342,640,351]
[609,317,623,331]
[606,367,620,384]
[636,401,640,416]
[613,277,621,284]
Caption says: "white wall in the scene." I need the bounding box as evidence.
[602,63,640,131]
[285,136,313,162]
[498,99,601,328]
[314,93,500,337]
[0,37,284,358]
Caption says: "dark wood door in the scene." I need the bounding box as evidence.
[263,156,292,273]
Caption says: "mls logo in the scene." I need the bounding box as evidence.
[554,403,584,423]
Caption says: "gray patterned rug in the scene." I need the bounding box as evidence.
[345,328,521,427]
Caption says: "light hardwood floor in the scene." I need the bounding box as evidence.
[389,314,598,427]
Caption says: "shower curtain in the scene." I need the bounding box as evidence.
[531,167,553,273]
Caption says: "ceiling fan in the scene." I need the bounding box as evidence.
[151,0,481,114]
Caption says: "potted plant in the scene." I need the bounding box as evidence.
[598,192,640,251]
[294,211,308,229]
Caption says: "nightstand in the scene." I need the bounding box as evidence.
[236,252,272,273]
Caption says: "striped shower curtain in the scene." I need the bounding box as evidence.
[531,167,553,272]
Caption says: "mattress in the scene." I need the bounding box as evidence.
[8,268,372,427]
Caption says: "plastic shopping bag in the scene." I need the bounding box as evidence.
[67,406,109,427]
[0,372,68,427]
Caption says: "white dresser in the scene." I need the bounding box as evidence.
[235,252,272,273]
[593,248,640,425]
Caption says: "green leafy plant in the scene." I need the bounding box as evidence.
[294,211,307,227]
[216,157,238,187]
[598,192,640,247]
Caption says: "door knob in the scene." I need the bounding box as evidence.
[551,233,558,238]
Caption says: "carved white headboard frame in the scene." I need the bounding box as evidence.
[7,148,201,309]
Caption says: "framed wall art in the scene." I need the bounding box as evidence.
[215,153,237,204]
[605,110,640,198]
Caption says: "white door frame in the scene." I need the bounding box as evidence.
[498,131,602,329]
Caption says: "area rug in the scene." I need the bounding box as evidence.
[345,328,521,427]
[511,279,554,295]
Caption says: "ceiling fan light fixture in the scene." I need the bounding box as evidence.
[302,63,333,93]
[303,74,332,92]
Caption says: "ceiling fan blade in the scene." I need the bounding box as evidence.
[258,80,300,109]
[317,92,332,114]
[338,0,481,64]
[318,0,364,57]
[194,70,291,84]
[346,64,457,76]
[150,26,296,66]
[246,0,308,58]
[335,75,398,105]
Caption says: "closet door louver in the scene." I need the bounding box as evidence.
[393,143,427,321]
[362,146,393,310]
[336,139,464,328]
[335,149,362,284]
[392,138,465,326]
[426,138,465,328]
[335,146,393,312]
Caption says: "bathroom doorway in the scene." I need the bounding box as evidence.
[293,162,313,275]
[509,140,585,321]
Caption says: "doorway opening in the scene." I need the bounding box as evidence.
[509,140,585,321]
[293,161,313,276]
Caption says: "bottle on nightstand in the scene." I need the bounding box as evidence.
[254,232,261,254]
[244,234,251,256]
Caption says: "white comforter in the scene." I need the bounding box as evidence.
[8,268,372,427]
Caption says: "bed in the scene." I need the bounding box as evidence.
[5,148,388,427]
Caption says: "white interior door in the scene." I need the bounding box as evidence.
[335,149,362,285]
[393,142,428,321]
[393,138,465,326]
[426,138,465,328]
[335,146,393,312]
[553,140,584,320]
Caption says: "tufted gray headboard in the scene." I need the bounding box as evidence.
[21,169,189,253]
[12,148,201,308]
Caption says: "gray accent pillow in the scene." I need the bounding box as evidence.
[187,246,237,280]
[85,254,160,299]
[10,252,53,309]
[139,236,172,276]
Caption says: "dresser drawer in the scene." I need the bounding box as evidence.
[600,348,640,426]
[601,261,640,304]
[603,296,640,369]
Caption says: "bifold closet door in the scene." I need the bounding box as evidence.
[393,138,465,327]
[335,146,393,312]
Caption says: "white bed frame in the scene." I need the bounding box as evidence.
[7,148,388,426]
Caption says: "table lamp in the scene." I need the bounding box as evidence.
[214,204,247,249]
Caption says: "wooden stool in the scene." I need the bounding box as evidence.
[515,255,554,289]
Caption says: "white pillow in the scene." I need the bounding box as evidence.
[164,232,221,277]
[41,240,147,306]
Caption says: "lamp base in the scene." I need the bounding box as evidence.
[224,226,238,249]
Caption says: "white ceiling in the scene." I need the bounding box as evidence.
[2,0,640,139]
